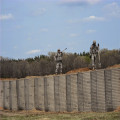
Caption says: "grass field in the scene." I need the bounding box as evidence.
[0,111,120,120]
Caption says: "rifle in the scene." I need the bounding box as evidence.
[98,44,101,68]
[61,48,67,53]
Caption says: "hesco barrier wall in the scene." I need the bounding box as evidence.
[0,68,120,112]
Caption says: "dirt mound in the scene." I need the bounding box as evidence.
[66,67,91,74]
[0,78,17,81]
[0,107,3,110]
[26,76,41,78]
[66,64,120,74]
[107,64,120,69]
[114,106,120,112]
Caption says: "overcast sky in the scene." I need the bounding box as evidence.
[0,0,120,59]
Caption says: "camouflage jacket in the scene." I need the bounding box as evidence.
[90,44,99,54]
[54,52,63,62]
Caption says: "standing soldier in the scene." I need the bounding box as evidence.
[54,49,63,74]
[90,40,101,70]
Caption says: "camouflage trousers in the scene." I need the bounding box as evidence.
[55,62,62,74]
[91,54,97,68]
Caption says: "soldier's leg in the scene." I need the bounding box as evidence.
[92,54,95,67]
[60,62,62,74]
[94,54,98,69]
[55,63,59,74]
[94,55,96,69]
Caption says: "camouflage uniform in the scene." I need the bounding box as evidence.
[54,50,63,74]
[90,40,99,69]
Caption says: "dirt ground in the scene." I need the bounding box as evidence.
[0,107,3,111]
[114,106,120,112]
[0,107,120,118]
[66,64,120,74]
[0,110,81,116]
[0,78,17,81]
[107,64,120,69]
[0,106,120,116]
[66,67,91,74]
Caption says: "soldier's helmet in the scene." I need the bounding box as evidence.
[93,40,96,44]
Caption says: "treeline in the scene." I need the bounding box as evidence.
[0,49,120,78]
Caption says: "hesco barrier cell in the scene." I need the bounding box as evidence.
[0,81,3,109]
[34,77,44,110]
[54,76,60,112]
[59,75,66,111]
[54,75,66,112]
[91,71,97,112]
[66,74,71,112]
[77,73,84,111]
[96,70,106,112]
[104,69,113,111]
[66,74,78,112]
[24,78,34,110]
[83,72,91,112]
[44,76,55,111]
[111,68,120,110]
[70,74,78,111]
[16,79,25,110]
[9,80,17,110]
[3,81,10,110]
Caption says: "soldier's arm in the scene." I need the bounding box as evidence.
[54,54,57,61]
[90,45,93,54]
[96,43,99,54]
[98,43,99,51]
[61,52,63,56]
[90,46,92,58]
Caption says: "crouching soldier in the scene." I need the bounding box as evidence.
[90,40,101,70]
[54,49,63,74]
